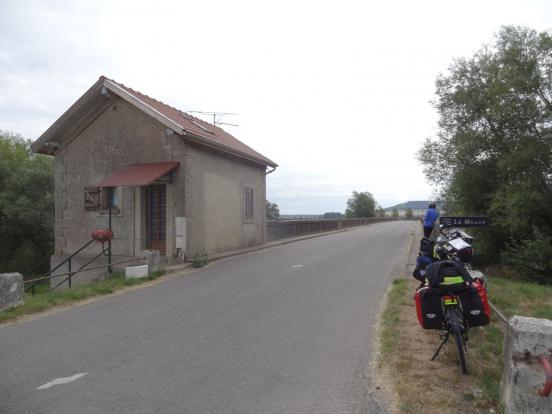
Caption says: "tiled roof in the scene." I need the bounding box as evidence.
[102,76,276,167]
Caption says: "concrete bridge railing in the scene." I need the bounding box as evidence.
[0,272,24,312]
[265,217,398,241]
[501,316,552,413]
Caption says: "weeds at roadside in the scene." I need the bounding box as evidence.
[192,255,208,268]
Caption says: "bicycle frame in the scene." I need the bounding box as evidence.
[430,292,470,374]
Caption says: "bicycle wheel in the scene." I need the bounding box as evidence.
[452,321,468,375]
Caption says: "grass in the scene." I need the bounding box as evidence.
[486,272,552,319]
[380,278,410,357]
[0,269,166,324]
[378,271,552,413]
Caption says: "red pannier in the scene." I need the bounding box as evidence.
[415,287,444,329]
[459,280,490,327]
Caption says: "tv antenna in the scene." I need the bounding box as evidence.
[187,111,238,127]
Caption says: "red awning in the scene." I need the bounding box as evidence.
[92,162,179,187]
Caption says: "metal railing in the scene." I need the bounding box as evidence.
[265,217,398,241]
[25,239,95,295]
[23,234,140,295]
[24,255,143,295]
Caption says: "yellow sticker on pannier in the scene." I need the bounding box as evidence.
[440,276,465,285]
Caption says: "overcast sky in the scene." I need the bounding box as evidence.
[1,0,551,213]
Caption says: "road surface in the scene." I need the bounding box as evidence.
[0,220,414,413]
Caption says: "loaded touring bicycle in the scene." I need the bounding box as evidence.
[413,226,490,374]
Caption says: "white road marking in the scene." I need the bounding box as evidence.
[291,265,303,268]
[37,372,88,390]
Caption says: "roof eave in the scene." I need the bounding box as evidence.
[181,132,277,168]
[31,78,105,154]
[102,79,185,136]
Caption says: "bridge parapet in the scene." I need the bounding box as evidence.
[502,316,552,413]
[265,217,398,241]
[0,272,24,312]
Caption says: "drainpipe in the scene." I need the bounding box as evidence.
[108,187,113,274]
[266,166,277,175]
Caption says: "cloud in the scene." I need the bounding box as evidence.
[2,0,551,213]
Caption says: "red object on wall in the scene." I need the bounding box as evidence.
[474,279,491,321]
[92,229,113,243]
[538,356,552,397]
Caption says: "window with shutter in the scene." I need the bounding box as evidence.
[84,187,101,211]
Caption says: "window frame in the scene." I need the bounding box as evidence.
[98,186,122,215]
[244,187,254,222]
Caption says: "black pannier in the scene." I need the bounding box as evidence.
[419,237,435,257]
[458,285,490,327]
[424,260,472,288]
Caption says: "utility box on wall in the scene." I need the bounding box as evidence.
[175,217,187,257]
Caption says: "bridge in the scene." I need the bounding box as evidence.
[0,220,414,414]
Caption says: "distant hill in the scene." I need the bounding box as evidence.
[384,200,444,211]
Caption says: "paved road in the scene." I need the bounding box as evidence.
[0,221,414,414]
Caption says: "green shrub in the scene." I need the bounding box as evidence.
[503,227,552,283]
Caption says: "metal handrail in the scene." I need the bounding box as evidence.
[50,244,109,292]
[23,257,143,285]
[489,300,509,326]
[25,239,95,294]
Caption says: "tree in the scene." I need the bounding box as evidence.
[345,191,376,218]
[418,26,552,280]
[376,207,386,217]
[392,208,399,218]
[265,201,280,220]
[0,131,54,275]
[405,208,413,219]
[322,212,343,219]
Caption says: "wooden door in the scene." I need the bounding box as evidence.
[146,185,166,255]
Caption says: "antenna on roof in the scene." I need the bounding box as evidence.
[187,111,238,127]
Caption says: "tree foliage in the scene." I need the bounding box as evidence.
[0,131,54,275]
[376,206,386,218]
[392,208,399,218]
[405,208,413,219]
[345,191,376,218]
[265,201,280,220]
[418,26,552,281]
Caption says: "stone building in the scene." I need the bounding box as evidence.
[32,76,277,283]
